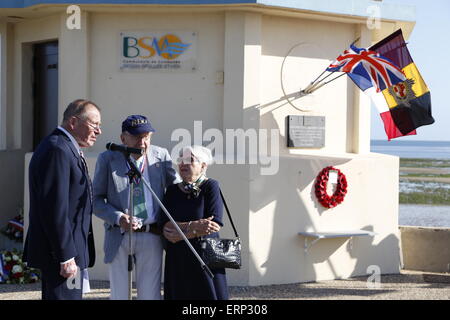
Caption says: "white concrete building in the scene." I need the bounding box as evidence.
[0,0,416,286]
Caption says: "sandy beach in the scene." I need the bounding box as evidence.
[402,176,450,183]
[400,166,450,183]
[399,161,450,190]
[398,159,450,226]
[400,167,450,174]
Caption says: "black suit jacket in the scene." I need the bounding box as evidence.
[24,128,95,270]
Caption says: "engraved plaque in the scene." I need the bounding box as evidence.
[287,115,325,148]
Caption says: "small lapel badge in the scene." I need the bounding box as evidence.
[155,163,160,168]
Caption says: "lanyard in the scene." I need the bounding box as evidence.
[127,155,146,185]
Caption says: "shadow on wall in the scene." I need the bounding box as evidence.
[252,110,354,283]
[349,226,401,278]
[250,109,401,284]
[261,16,348,62]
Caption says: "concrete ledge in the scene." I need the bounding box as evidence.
[0,0,416,23]
[400,226,450,273]
[402,269,450,284]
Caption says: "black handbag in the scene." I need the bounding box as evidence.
[199,189,241,269]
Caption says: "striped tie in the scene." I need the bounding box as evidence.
[132,158,148,221]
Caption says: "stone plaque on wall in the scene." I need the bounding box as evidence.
[287,115,325,148]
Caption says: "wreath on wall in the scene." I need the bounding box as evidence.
[314,166,348,208]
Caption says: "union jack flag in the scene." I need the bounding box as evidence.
[327,45,406,92]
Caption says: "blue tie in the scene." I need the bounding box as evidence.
[79,150,93,204]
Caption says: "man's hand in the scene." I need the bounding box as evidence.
[163,222,183,243]
[60,259,78,279]
[119,214,139,231]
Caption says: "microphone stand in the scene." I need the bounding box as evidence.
[124,153,139,301]
[123,151,214,300]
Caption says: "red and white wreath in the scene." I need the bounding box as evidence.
[314,166,348,208]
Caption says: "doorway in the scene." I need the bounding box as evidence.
[32,41,58,149]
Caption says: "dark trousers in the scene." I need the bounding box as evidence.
[40,263,82,300]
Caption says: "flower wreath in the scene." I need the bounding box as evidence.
[314,166,348,208]
[0,249,40,284]
[1,214,24,243]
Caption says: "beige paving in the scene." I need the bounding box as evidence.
[0,270,448,300]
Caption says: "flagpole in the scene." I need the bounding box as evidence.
[350,37,360,47]
[302,72,334,94]
[301,68,333,92]
[309,70,327,87]
[304,72,347,94]
[280,38,363,108]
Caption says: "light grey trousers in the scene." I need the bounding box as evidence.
[108,231,163,300]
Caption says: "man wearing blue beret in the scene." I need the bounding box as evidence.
[93,115,179,299]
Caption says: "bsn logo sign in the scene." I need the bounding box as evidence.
[123,34,191,60]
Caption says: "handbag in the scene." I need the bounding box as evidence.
[198,189,241,269]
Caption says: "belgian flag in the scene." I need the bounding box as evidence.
[370,29,434,140]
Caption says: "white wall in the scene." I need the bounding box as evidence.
[240,15,401,285]
[87,12,225,152]
[19,9,402,287]
[59,11,90,116]
[0,18,62,228]
[13,14,60,150]
[247,153,400,284]
[260,15,356,155]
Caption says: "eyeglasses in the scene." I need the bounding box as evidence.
[176,156,200,164]
[75,116,101,131]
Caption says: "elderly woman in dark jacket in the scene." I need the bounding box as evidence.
[159,145,228,300]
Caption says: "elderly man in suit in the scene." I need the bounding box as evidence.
[24,99,101,300]
[93,115,179,300]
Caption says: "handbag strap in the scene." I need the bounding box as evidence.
[219,189,239,238]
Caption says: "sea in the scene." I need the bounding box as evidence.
[371,140,450,228]
[370,140,450,159]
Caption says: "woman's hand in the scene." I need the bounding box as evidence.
[194,216,221,236]
[162,216,221,243]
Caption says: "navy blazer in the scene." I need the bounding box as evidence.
[24,128,95,270]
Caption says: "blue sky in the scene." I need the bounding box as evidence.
[370,0,450,141]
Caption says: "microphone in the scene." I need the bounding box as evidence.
[106,143,144,155]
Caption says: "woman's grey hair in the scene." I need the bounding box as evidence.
[62,99,100,123]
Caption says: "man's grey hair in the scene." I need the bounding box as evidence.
[62,99,100,124]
